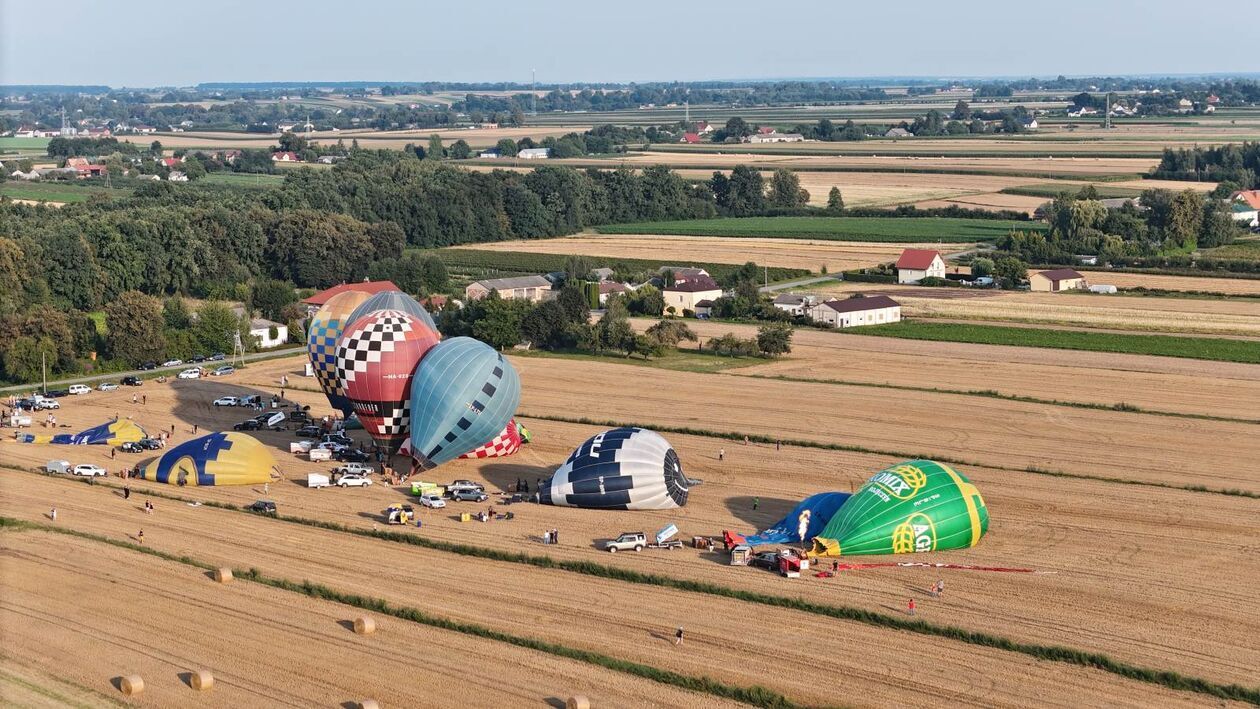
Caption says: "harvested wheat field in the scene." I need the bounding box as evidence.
[3,355,1258,706]
[571,152,1160,177]
[451,234,970,272]
[912,192,1050,215]
[640,318,1260,422]
[885,290,1260,336]
[0,531,733,709]
[1078,271,1260,296]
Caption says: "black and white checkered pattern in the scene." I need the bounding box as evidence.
[377,400,411,435]
[334,311,415,387]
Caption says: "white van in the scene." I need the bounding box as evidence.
[68,384,91,395]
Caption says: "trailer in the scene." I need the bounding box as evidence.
[647,523,684,550]
[307,473,330,489]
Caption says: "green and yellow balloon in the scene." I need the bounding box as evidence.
[810,460,988,556]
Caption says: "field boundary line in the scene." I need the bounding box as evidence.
[5,480,1258,704]
[0,518,805,709]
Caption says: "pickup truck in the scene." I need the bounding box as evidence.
[445,480,486,496]
[334,462,375,476]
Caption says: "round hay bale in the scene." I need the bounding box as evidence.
[120,675,144,696]
[213,567,233,584]
[567,696,590,709]
[353,616,376,635]
[359,700,380,709]
[191,670,214,691]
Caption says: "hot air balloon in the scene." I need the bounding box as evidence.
[18,418,147,446]
[346,290,437,335]
[458,419,529,459]
[139,432,275,487]
[809,460,988,556]
[335,309,440,457]
[408,337,520,469]
[308,289,373,416]
[540,427,691,510]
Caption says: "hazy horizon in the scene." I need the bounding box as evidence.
[3,0,1257,87]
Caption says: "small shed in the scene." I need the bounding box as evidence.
[1030,268,1087,293]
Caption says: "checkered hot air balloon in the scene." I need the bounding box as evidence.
[458,419,528,459]
[335,309,439,456]
[307,290,373,416]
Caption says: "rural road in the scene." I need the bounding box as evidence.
[0,347,305,395]
[759,275,840,293]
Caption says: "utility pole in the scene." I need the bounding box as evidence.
[1105,94,1111,130]
[42,350,47,394]
[531,68,537,116]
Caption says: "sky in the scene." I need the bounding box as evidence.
[2,0,1256,87]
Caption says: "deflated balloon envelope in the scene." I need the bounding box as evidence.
[308,289,373,416]
[540,427,691,510]
[810,460,989,556]
[140,432,274,487]
[335,309,440,456]
[458,418,528,459]
[408,337,520,469]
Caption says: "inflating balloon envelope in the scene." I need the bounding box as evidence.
[408,337,520,470]
[307,289,373,416]
[540,427,693,510]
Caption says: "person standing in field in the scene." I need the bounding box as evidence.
[752,497,759,511]
[50,507,57,522]
[718,448,724,461]
[675,626,684,646]
[137,529,144,544]
[123,486,131,500]
[907,598,916,616]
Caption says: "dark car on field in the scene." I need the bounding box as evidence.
[139,361,158,370]
[247,500,277,515]
[209,353,226,362]
[334,448,370,463]
[191,354,206,363]
[119,441,144,453]
[295,425,324,438]
[137,438,163,450]
[288,409,311,425]
[233,419,263,431]
[323,433,355,447]
[121,376,142,386]
[14,398,35,410]
[46,389,70,398]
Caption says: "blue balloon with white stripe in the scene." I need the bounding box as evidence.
[408,337,520,469]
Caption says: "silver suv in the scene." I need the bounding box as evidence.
[604,532,646,553]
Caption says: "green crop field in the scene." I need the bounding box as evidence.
[1,181,132,203]
[0,136,51,151]
[429,248,810,286]
[596,216,1041,242]
[1204,239,1260,261]
[850,320,1260,364]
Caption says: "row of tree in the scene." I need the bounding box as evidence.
[996,186,1243,265]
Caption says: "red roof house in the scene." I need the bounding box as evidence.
[681,132,701,144]
[1233,190,1260,210]
[894,249,946,284]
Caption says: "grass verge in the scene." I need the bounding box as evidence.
[0,517,799,709]
[596,216,1036,242]
[847,320,1260,364]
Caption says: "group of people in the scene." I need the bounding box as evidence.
[542,528,560,544]
[907,579,947,616]
[513,478,531,493]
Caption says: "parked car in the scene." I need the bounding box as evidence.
[334,462,375,476]
[34,398,60,410]
[14,398,35,410]
[418,493,446,509]
[45,389,70,398]
[446,480,486,495]
[97,382,119,391]
[139,361,158,370]
[137,438,163,450]
[68,384,91,395]
[121,376,142,386]
[451,488,489,502]
[334,448,370,463]
[119,441,144,453]
[288,409,311,425]
[72,463,107,477]
[209,353,226,361]
[213,396,239,407]
[190,354,206,363]
[322,433,355,447]
[315,440,349,452]
[247,500,277,515]
[233,419,263,431]
[211,366,235,376]
[161,359,183,367]
[295,425,324,438]
[605,532,647,553]
[336,472,374,488]
[749,552,782,571]
[45,460,72,474]
[178,367,201,379]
